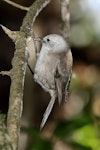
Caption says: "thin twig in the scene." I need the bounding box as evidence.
[60,0,70,41]
[2,0,29,11]
[20,0,52,35]
[0,70,11,76]
[0,24,17,41]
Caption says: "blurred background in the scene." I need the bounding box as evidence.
[0,0,100,150]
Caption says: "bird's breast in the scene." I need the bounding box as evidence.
[34,52,59,91]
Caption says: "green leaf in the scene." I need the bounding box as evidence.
[69,142,92,150]
[30,139,52,150]
[54,113,93,138]
[21,127,52,150]
[73,124,100,150]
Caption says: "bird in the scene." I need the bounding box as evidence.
[28,34,73,130]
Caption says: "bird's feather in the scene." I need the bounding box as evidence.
[40,91,56,130]
[54,68,63,105]
[64,70,72,101]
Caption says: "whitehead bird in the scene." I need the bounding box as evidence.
[29,34,73,130]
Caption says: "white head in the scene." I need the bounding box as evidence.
[35,34,68,53]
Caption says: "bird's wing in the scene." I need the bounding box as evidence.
[54,67,63,105]
[54,67,72,104]
[64,70,72,101]
[55,49,73,103]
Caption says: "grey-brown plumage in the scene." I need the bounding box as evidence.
[33,34,73,129]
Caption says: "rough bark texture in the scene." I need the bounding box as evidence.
[60,0,70,41]
[0,115,13,150]
[1,0,52,149]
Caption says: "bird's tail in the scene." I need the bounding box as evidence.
[40,95,56,130]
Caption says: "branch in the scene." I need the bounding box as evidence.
[0,70,11,76]
[20,0,52,35]
[0,24,18,41]
[60,0,70,41]
[7,31,27,150]
[0,115,13,150]
[60,0,73,85]
[2,0,29,11]
[3,0,52,150]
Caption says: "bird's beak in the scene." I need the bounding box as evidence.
[34,37,44,44]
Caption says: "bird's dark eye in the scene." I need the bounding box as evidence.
[47,38,50,42]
